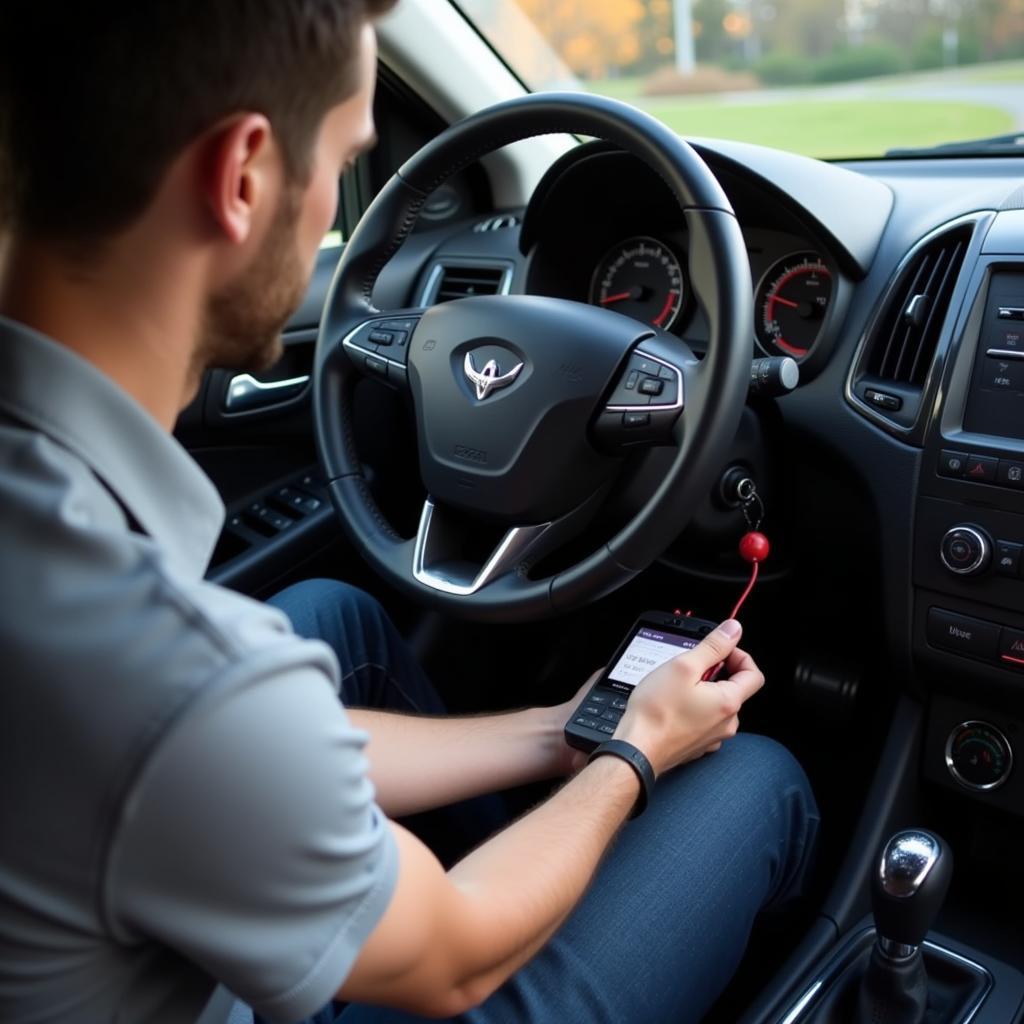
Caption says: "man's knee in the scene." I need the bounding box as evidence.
[652,733,817,848]
[719,733,811,796]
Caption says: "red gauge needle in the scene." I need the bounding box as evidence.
[653,290,679,327]
[601,291,632,305]
[771,295,799,309]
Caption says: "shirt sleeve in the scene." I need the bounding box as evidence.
[106,652,398,1023]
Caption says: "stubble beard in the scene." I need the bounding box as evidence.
[194,183,307,380]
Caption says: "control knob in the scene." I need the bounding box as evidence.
[939,525,991,577]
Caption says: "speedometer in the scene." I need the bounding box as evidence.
[590,236,686,330]
[755,252,832,358]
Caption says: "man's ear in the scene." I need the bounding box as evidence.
[201,113,277,246]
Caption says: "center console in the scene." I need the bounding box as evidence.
[915,218,1024,820]
[741,210,1024,1024]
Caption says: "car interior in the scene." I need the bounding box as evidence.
[172,1,1024,1020]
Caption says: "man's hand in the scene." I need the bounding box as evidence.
[547,671,601,775]
[617,619,764,777]
[340,619,764,1015]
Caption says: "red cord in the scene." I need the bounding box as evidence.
[728,560,759,620]
[701,532,768,682]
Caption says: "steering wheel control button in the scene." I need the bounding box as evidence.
[998,459,1024,488]
[939,525,991,576]
[639,377,664,396]
[937,450,968,478]
[364,355,389,379]
[961,454,998,482]
[927,608,1000,660]
[995,540,1022,577]
[378,317,418,335]
[368,330,395,346]
[623,412,651,428]
[625,370,639,390]
[946,722,1013,791]
[1000,628,1024,668]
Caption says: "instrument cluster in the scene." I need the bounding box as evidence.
[587,233,835,363]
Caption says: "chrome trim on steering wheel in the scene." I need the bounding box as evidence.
[605,349,685,413]
[412,499,551,595]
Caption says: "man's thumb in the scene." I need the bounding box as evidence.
[687,619,742,673]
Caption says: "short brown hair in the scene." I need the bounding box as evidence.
[0,0,393,245]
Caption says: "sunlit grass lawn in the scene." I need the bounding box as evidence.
[957,58,1024,82]
[587,94,1010,158]
[647,99,1009,157]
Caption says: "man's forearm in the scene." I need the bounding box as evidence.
[446,755,640,1002]
[339,753,641,1015]
[349,706,569,817]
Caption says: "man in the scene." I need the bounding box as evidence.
[0,3,819,1022]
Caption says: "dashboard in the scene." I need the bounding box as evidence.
[375,140,1024,823]
[519,146,841,367]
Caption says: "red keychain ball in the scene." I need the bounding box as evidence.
[739,531,770,564]
[701,531,771,682]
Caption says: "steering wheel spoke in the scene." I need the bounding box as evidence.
[592,333,697,450]
[340,308,425,391]
[412,499,552,596]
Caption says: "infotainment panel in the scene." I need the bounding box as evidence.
[963,271,1024,440]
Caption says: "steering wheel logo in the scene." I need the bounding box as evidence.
[463,352,524,401]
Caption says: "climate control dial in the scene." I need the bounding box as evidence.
[939,525,991,576]
[946,721,1013,791]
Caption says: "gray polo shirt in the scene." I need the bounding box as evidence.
[0,316,398,1023]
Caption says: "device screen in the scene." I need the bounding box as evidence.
[606,625,700,690]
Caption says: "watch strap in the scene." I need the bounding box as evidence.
[588,739,655,819]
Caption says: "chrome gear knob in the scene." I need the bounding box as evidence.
[873,829,953,958]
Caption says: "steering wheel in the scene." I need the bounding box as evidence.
[313,92,752,623]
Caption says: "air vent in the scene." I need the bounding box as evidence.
[474,214,521,233]
[864,225,972,388]
[421,262,512,305]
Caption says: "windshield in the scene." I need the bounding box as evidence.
[456,0,1024,159]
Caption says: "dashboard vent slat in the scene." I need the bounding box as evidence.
[865,226,972,389]
[424,263,510,305]
[474,214,521,233]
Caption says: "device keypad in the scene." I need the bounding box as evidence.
[572,687,628,737]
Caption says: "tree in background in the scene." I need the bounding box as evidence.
[516,0,646,77]
[513,0,1024,81]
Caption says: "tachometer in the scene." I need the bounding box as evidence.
[755,252,832,358]
[590,236,685,330]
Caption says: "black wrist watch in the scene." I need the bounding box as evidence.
[587,739,655,819]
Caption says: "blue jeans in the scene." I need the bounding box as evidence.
[268,580,820,1024]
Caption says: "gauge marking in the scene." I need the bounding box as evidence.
[755,251,832,359]
[590,236,686,331]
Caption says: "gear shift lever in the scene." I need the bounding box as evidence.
[856,829,953,1024]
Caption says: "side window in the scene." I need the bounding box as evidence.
[338,67,493,239]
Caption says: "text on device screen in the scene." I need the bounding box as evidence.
[608,628,698,688]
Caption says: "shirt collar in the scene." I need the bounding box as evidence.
[0,315,224,578]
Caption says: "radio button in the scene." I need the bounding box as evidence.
[995,540,1022,577]
[980,357,1024,391]
[939,525,991,576]
[961,454,998,483]
[927,608,1000,660]
[1000,628,1024,668]
[997,459,1024,489]
[938,449,968,478]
